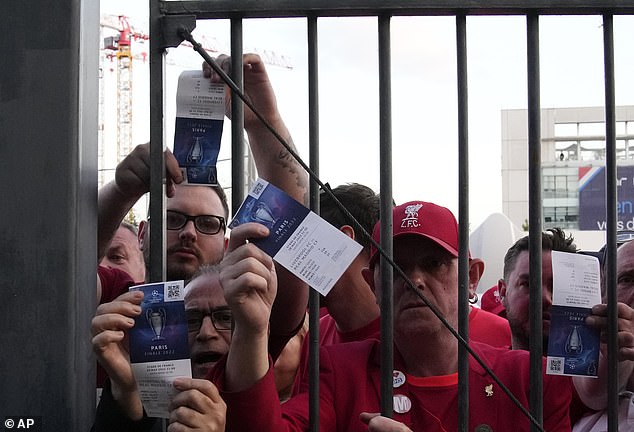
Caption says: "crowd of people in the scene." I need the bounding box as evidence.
[91,52,634,432]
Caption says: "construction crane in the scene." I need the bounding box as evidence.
[102,15,149,165]
[98,13,293,192]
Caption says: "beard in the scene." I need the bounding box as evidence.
[507,315,550,354]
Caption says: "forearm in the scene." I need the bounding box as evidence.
[225,328,270,393]
[268,265,309,360]
[246,120,308,206]
[94,379,155,431]
[98,181,143,261]
[110,380,145,421]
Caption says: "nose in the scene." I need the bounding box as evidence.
[179,220,198,242]
[404,266,426,290]
[542,283,553,308]
[196,316,220,341]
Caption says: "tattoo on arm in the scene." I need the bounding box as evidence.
[277,136,308,203]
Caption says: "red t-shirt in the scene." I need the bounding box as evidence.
[292,314,380,395]
[212,340,572,432]
[469,306,512,348]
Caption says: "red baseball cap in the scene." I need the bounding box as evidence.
[480,285,506,317]
[369,201,460,268]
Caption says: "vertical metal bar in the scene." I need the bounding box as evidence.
[231,19,245,214]
[526,12,544,431]
[307,14,321,432]
[149,0,166,283]
[378,13,394,417]
[456,13,470,432]
[602,14,619,432]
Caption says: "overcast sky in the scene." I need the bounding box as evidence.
[100,3,634,229]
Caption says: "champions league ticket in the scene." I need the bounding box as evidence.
[547,251,601,378]
[230,178,363,296]
[128,281,191,418]
[173,70,225,186]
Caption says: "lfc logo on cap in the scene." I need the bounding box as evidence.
[401,203,423,228]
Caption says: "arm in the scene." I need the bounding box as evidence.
[91,290,145,420]
[97,143,183,261]
[203,54,308,205]
[219,223,276,392]
[573,302,634,410]
[168,377,226,432]
[204,54,309,359]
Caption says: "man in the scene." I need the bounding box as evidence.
[572,239,634,430]
[100,221,146,283]
[499,228,577,351]
[96,53,308,358]
[291,183,381,395]
[293,185,507,395]
[212,201,571,431]
[499,229,634,427]
[92,266,229,431]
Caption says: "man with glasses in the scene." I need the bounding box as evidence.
[93,53,309,426]
[96,53,308,355]
[92,265,229,431]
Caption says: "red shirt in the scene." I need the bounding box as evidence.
[469,306,512,348]
[292,314,380,395]
[212,340,572,432]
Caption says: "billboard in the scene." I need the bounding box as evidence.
[578,165,634,230]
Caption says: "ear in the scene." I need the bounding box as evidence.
[468,258,485,295]
[361,267,375,294]
[498,279,508,305]
[340,225,355,240]
[138,220,148,251]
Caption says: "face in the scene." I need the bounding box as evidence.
[100,226,146,282]
[185,273,232,379]
[366,236,459,341]
[501,250,553,351]
[142,185,226,281]
[613,241,634,307]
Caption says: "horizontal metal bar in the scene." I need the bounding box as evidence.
[160,0,634,18]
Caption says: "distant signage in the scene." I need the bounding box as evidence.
[578,165,634,230]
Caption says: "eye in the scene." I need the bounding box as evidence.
[197,216,221,232]
[215,310,233,325]
[108,254,126,263]
[618,274,634,285]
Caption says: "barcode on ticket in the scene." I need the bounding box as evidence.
[547,357,565,375]
[165,282,184,301]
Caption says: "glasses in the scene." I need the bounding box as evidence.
[186,307,233,333]
[166,210,226,235]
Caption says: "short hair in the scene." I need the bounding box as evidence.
[184,264,221,296]
[119,221,138,236]
[211,184,230,219]
[502,228,577,281]
[319,183,380,251]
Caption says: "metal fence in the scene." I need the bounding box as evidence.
[146,1,633,431]
[1,1,630,430]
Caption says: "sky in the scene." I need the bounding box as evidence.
[99,2,634,230]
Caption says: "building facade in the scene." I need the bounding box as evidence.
[501,105,634,249]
